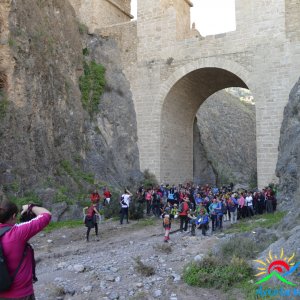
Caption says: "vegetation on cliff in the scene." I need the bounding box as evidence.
[79,60,106,116]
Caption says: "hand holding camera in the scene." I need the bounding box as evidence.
[20,204,39,222]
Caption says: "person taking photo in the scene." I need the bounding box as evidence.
[0,199,51,300]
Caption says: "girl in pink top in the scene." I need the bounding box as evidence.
[0,199,52,300]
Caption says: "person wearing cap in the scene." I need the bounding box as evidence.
[179,197,190,232]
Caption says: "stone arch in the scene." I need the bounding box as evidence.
[157,58,255,184]
[158,58,253,106]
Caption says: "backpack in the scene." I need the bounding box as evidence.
[0,227,28,292]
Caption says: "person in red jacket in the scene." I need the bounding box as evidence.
[179,197,190,232]
[0,199,51,299]
[103,188,112,206]
[90,189,100,210]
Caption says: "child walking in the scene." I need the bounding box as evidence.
[83,203,100,242]
[162,208,171,242]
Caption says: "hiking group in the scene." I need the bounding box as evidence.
[0,182,277,298]
[84,182,277,244]
[137,183,277,243]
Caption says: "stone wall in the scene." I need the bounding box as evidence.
[285,0,300,41]
[69,0,133,33]
[95,21,137,84]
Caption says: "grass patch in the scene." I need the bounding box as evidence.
[133,256,155,277]
[183,255,253,291]
[224,211,286,234]
[79,60,106,116]
[134,218,156,228]
[44,219,83,233]
[78,23,88,35]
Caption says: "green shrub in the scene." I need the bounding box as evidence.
[129,198,145,220]
[221,237,262,260]
[103,191,121,219]
[79,61,106,116]
[141,169,158,189]
[82,47,89,56]
[78,23,88,35]
[54,189,73,204]
[183,255,253,291]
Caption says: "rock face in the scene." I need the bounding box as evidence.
[83,36,142,187]
[0,0,142,199]
[276,77,300,228]
[193,121,216,186]
[194,90,257,187]
[276,77,300,200]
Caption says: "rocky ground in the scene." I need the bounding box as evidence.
[32,218,232,300]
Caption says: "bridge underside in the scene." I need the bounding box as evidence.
[160,67,248,184]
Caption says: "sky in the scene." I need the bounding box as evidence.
[131,0,236,37]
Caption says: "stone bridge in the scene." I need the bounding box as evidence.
[71,0,300,188]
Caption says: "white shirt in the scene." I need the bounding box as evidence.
[245,196,253,207]
[121,194,131,208]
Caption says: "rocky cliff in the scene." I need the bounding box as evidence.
[194,90,257,187]
[276,77,300,229]
[0,0,141,203]
[255,78,300,270]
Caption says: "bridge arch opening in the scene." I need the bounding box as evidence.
[160,67,256,187]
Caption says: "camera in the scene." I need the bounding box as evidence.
[20,204,39,222]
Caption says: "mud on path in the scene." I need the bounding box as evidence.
[32,218,229,300]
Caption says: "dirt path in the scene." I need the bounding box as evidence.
[32,218,229,300]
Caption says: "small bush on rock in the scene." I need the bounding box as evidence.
[153,243,172,254]
[134,256,155,277]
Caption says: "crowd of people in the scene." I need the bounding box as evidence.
[83,183,278,243]
[136,183,278,242]
[0,182,278,298]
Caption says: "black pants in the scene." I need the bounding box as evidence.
[199,223,208,235]
[247,205,254,217]
[86,223,98,241]
[211,214,217,231]
[217,215,223,229]
[146,201,152,215]
[179,215,188,232]
[120,207,129,224]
